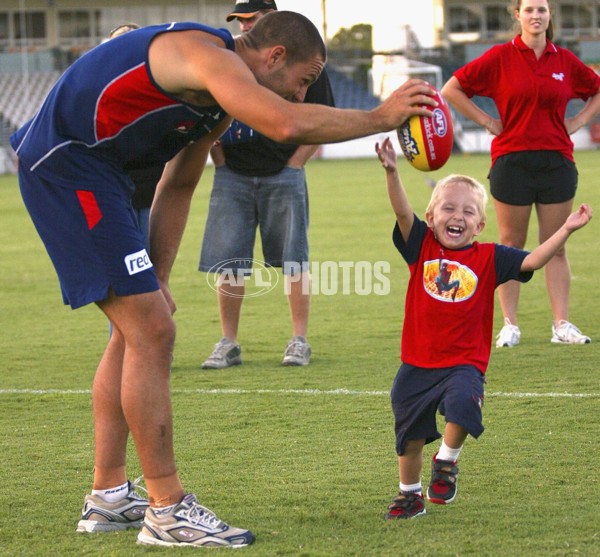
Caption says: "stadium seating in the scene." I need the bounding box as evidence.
[0,68,381,169]
[0,71,60,131]
[326,68,381,110]
[0,69,384,133]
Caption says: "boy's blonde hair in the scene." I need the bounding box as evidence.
[426,174,488,223]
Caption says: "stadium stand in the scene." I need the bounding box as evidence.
[326,68,381,110]
[0,71,61,173]
[0,67,381,174]
[0,71,60,130]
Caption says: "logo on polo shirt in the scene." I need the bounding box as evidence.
[124,249,153,275]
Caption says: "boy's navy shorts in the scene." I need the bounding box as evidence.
[18,166,159,309]
[391,363,485,456]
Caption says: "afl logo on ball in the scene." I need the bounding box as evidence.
[432,108,449,138]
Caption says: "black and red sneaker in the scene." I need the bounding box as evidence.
[385,492,426,520]
[427,452,459,504]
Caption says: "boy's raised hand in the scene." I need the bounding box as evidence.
[565,203,593,232]
[375,136,398,172]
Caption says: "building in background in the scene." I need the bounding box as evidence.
[444,0,600,60]
[0,1,231,57]
[0,0,598,170]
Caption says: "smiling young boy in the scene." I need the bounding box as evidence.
[375,137,592,519]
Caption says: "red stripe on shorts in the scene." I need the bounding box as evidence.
[76,190,103,229]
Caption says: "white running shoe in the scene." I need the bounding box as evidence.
[76,477,148,533]
[282,336,311,366]
[137,494,255,547]
[201,337,242,369]
[551,320,591,344]
[495,318,521,348]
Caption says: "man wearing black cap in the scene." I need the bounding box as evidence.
[199,1,335,370]
[226,0,278,32]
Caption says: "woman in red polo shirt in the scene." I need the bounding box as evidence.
[442,0,600,347]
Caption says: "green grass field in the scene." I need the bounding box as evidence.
[1,151,599,556]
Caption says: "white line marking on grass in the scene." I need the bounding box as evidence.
[181,388,389,396]
[0,389,92,394]
[488,391,599,398]
[0,388,598,398]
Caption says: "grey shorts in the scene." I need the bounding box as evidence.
[199,165,309,274]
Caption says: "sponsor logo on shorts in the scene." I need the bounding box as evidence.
[124,249,153,275]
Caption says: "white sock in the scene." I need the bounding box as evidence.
[399,481,422,495]
[92,481,129,503]
[437,440,462,463]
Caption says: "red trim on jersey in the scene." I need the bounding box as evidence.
[95,65,179,140]
[76,190,103,229]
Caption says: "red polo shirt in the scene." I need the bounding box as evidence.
[453,35,600,164]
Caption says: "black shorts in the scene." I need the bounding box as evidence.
[391,363,485,456]
[489,151,578,206]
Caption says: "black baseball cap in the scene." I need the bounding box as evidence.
[226,0,278,21]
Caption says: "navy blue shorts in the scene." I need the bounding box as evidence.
[489,151,577,206]
[19,167,159,309]
[391,363,485,456]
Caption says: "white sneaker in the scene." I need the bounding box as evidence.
[137,494,255,547]
[76,477,148,533]
[495,318,521,348]
[282,336,311,366]
[201,337,242,369]
[551,320,591,344]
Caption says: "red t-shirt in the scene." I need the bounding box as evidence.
[394,219,532,373]
[453,35,600,164]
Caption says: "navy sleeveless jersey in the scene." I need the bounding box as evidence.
[11,22,233,189]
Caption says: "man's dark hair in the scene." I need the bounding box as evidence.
[245,11,326,64]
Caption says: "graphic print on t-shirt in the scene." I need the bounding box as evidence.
[423,255,478,303]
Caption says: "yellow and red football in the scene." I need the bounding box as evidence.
[397,89,454,172]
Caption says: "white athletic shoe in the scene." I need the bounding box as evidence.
[282,336,311,366]
[201,337,242,369]
[551,320,591,344]
[495,318,521,348]
[76,477,148,533]
[137,494,255,547]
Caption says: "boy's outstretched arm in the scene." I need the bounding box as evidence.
[521,204,593,272]
[375,137,414,241]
